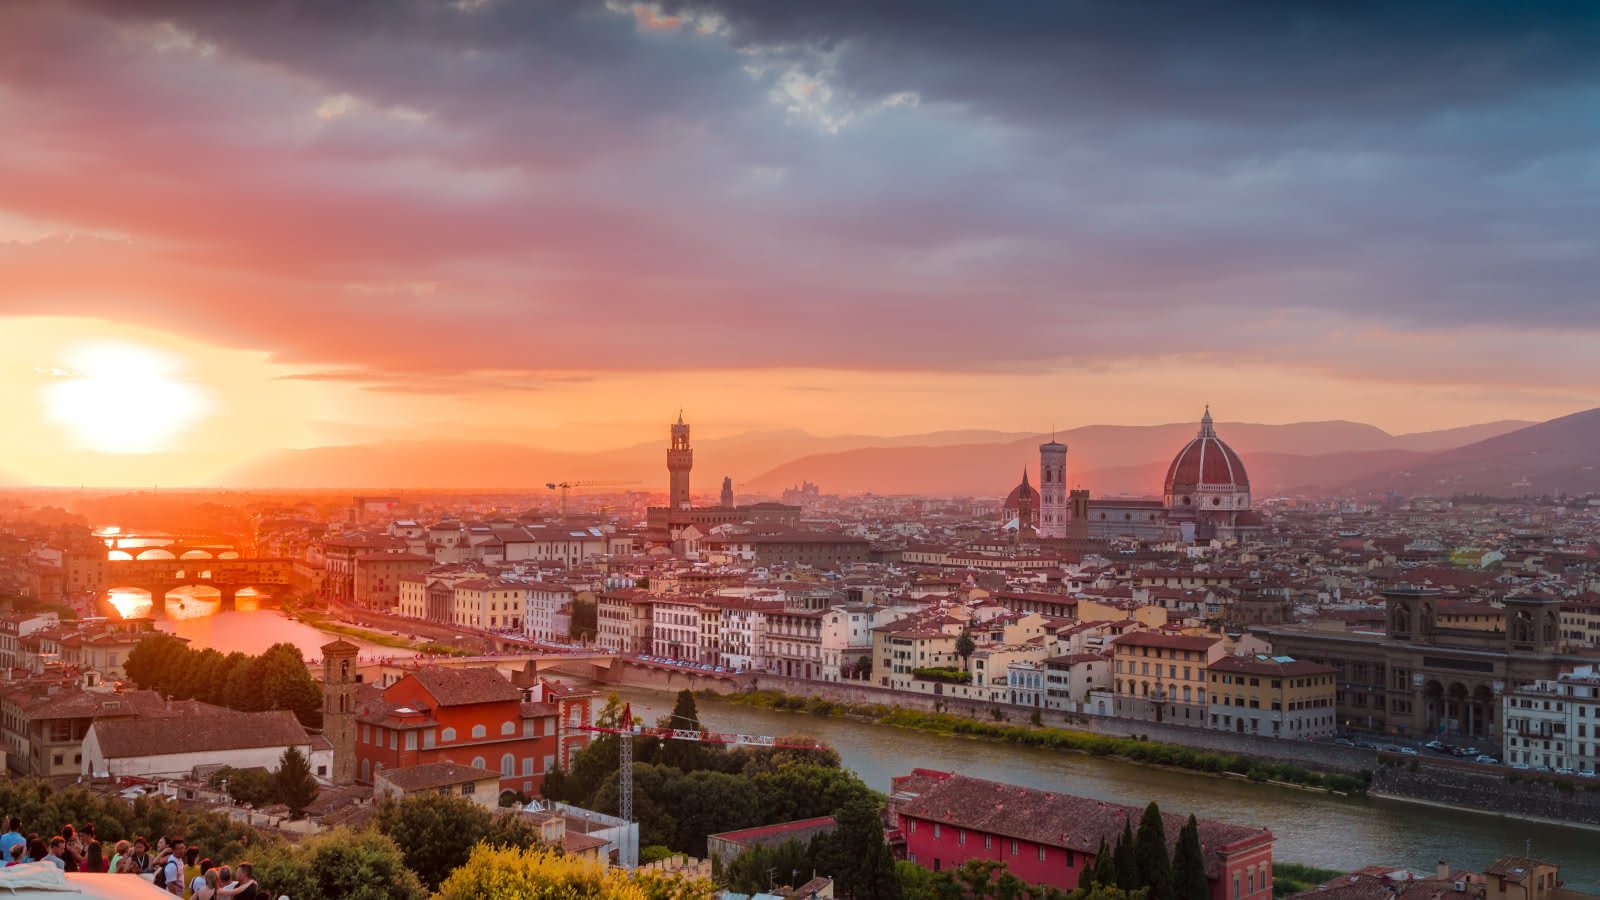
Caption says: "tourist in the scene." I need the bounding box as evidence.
[42,836,66,870]
[108,840,130,875]
[0,818,23,861]
[190,858,214,898]
[217,862,256,899]
[159,838,186,895]
[193,870,220,900]
[59,824,81,872]
[128,837,151,874]
[5,845,24,867]
[25,839,45,866]
[84,841,107,874]
[185,852,207,897]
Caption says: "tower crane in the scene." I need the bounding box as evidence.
[577,704,823,864]
[544,480,637,523]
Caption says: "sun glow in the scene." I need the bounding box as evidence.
[44,340,211,454]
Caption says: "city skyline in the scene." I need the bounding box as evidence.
[4,2,1600,486]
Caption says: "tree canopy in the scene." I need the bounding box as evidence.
[436,844,714,900]
[123,635,322,728]
[374,792,544,889]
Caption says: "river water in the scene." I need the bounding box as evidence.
[609,686,1600,886]
[107,587,417,663]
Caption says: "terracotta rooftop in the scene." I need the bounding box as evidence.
[407,667,524,706]
[379,761,501,792]
[91,709,310,759]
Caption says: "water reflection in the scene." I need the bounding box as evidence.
[103,586,412,661]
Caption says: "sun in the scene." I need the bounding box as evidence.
[44,340,211,454]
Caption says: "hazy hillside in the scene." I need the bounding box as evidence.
[1353,408,1600,496]
[220,414,1571,497]
[745,419,1507,496]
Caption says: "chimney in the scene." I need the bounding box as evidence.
[1438,860,1450,881]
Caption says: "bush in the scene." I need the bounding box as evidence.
[252,828,425,900]
[436,844,715,900]
[911,667,971,684]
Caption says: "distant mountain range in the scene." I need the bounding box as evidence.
[214,413,1593,498]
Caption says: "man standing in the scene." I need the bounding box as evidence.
[42,837,66,870]
[162,838,186,896]
[0,819,24,862]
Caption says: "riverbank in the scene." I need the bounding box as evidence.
[285,602,468,656]
[727,688,1370,794]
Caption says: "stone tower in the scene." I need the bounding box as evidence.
[667,412,693,510]
[1015,468,1033,538]
[1038,438,1068,539]
[720,476,734,508]
[321,639,360,785]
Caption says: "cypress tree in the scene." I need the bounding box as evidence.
[1172,815,1210,900]
[1080,857,1096,890]
[1135,801,1174,900]
[1093,835,1116,886]
[1114,818,1138,889]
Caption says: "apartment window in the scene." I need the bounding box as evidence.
[1011,839,1019,856]
[933,823,940,839]
[1234,875,1241,900]
[441,727,456,742]
[423,729,436,749]
[472,724,488,739]
[958,830,966,845]
[1038,845,1047,862]
[984,835,991,850]
[389,730,398,750]
[502,721,516,736]
[501,754,516,777]
[405,731,418,751]
[471,756,486,769]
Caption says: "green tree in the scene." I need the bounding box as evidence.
[272,746,319,819]
[1171,815,1209,900]
[569,596,598,642]
[1093,835,1115,886]
[375,793,492,889]
[252,827,425,900]
[817,796,900,900]
[723,839,814,894]
[1134,802,1173,900]
[1114,818,1138,890]
[955,630,977,670]
[209,766,274,807]
[660,690,707,770]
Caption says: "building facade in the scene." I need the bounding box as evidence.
[1206,655,1338,740]
[1502,665,1600,773]
[1111,632,1223,724]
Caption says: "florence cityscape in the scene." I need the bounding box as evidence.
[2,2,1600,899]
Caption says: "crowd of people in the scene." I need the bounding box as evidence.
[0,817,262,898]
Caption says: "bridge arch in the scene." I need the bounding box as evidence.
[133,547,176,561]
[177,549,216,560]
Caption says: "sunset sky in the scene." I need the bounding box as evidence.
[3,2,1599,486]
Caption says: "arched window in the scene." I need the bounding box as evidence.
[340,660,350,679]
[441,727,456,742]
[471,724,487,739]
[501,721,516,736]
[471,756,486,770]
[501,753,515,777]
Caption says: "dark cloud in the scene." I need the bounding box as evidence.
[0,1,1597,387]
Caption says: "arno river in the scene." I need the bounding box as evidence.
[610,686,1600,886]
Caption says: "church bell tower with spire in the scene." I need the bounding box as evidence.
[667,411,693,511]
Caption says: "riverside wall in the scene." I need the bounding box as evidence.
[1373,760,1600,827]
[707,673,1383,774]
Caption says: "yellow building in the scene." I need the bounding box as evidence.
[1110,632,1222,724]
[1206,654,1337,739]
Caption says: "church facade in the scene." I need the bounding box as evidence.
[1004,409,1263,543]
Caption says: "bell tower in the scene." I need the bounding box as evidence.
[321,639,360,785]
[667,412,693,511]
[1038,438,1068,539]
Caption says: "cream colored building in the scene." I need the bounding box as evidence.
[1206,654,1337,739]
[1111,632,1223,725]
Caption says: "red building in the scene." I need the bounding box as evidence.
[355,667,560,799]
[891,770,1273,900]
[522,678,597,769]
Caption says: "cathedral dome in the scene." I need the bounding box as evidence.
[1163,408,1250,512]
[1003,472,1040,512]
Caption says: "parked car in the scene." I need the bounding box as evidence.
[1512,763,1531,770]
[1399,747,1419,755]
[1579,770,1596,779]
[1556,767,1575,776]
[1333,738,1356,747]
[1424,740,1445,751]
[1474,755,1500,765]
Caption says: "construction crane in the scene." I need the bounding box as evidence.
[544,480,637,523]
[577,704,823,864]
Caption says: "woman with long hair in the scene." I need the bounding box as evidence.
[83,841,106,873]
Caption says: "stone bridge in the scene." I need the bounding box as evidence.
[103,558,295,613]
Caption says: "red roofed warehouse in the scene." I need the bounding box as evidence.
[892,771,1273,900]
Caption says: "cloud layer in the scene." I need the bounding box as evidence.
[1,1,1599,393]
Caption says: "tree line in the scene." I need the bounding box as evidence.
[1077,802,1209,900]
[123,634,323,729]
